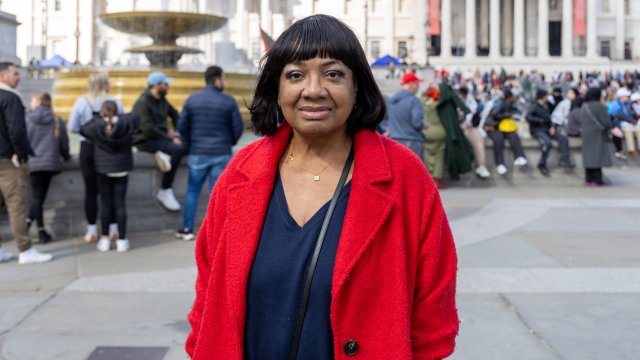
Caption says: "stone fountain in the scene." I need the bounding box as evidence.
[52,11,255,121]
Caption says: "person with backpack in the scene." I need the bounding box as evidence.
[80,101,136,252]
[458,87,490,178]
[25,92,70,244]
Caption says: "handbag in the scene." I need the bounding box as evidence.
[498,117,518,133]
[584,104,619,142]
[289,145,354,360]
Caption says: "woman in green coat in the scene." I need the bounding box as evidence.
[437,80,474,180]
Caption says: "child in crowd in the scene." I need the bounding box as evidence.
[26,92,70,243]
[80,101,136,252]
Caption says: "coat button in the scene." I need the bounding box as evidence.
[343,339,359,356]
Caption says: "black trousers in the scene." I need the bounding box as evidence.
[97,174,128,239]
[585,168,604,184]
[612,136,624,153]
[28,171,57,228]
[136,139,187,189]
[80,141,116,225]
[487,130,525,166]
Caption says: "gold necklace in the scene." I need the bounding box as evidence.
[287,141,329,181]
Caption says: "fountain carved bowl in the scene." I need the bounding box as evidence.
[99,11,228,40]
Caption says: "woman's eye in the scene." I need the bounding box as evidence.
[326,70,344,79]
[285,71,303,80]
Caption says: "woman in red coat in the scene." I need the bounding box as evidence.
[186,15,459,360]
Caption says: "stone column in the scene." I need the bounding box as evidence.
[465,0,476,58]
[441,0,452,58]
[615,0,625,59]
[561,0,573,57]
[514,0,525,57]
[489,0,500,57]
[586,0,597,57]
[538,0,549,57]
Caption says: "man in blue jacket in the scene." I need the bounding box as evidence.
[383,72,424,157]
[175,66,243,240]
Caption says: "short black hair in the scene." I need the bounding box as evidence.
[458,87,469,96]
[249,14,386,136]
[503,89,514,99]
[205,66,223,85]
[585,88,602,102]
[536,89,548,100]
[0,62,18,73]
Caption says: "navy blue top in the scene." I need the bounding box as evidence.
[244,172,351,360]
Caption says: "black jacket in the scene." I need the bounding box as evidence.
[80,115,137,174]
[525,101,555,131]
[0,89,33,161]
[487,100,518,127]
[131,89,179,144]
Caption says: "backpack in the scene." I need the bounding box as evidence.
[471,100,484,127]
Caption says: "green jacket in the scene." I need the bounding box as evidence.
[436,82,473,180]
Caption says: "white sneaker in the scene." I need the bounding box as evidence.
[18,247,53,265]
[514,156,528,166]
[154,151,172,173]
[96,237,111,252]
[84,232,98,243]
[496,164,508,175]
[116,239,130,253]
[0,247,13,263]
[475,165,491,179]
[157,188,181,211]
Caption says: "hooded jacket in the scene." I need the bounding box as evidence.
[80,115,137,174]
[131,89,179,144]
[26,106,70,172]
[385,89,424,142]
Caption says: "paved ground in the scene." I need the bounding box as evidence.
[1,167,639,360]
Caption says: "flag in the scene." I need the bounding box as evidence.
[260,28,275,53]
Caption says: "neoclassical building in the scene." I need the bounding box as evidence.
[2,0,638,72]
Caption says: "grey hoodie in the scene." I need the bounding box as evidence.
[27,106,70,173]
[384,89,424,142]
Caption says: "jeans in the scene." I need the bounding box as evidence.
[97,174,128,239]
[531,128,570,166]
[28,171,57,228]
[394,139,424,158]
[137,139,187,189]
[182,154,231,230]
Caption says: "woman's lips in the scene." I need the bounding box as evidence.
[298,106,330,119]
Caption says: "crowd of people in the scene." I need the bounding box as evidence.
[0,62,242,264]
[382,66,640,188]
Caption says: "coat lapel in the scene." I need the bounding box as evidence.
[224,125,291,332]
[332,130,393,295]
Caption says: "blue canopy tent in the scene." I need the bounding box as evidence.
[38,54,73,67]
[371,54,402,67]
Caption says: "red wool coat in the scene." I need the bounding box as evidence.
[186,124,459,359]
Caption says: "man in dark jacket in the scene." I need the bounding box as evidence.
[0,62,52,265]
[131,71,187,211]
[485,90,528,175]
[383,72,424,157]
[525,89,574,176]
[175,66,243,240]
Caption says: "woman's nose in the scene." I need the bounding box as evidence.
[301,75,326,98]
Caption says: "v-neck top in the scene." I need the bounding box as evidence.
[244,172,352,360]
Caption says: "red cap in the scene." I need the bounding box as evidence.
[401,72,423,85]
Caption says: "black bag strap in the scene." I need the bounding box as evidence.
[289,145,354,360]
[583,104,606,131]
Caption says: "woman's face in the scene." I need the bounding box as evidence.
[30,97,40,109]
[278,56,356,138]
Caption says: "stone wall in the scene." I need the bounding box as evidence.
[0,11,19,63]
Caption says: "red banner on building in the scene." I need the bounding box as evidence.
[574,0,586,36]
[429,0,441,36]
